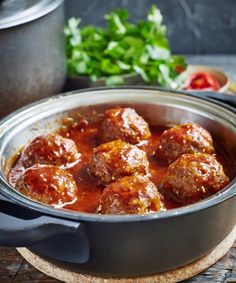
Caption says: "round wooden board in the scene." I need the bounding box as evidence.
[17,225,236,283]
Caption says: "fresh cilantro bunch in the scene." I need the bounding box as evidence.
[64,5,187,88]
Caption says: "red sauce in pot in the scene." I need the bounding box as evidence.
[7,116,233,213]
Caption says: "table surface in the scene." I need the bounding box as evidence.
[1,55,236,283]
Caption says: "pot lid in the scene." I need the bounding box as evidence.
[0,0,63,29]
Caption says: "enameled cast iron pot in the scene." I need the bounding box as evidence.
[0,0,65,118]
[0,87,236,277]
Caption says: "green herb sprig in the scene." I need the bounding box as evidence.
[64,5,187,88]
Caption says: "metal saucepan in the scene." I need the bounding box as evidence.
[0,87,236,277]
[0,0,65,118]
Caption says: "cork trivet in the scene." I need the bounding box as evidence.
[17,225,236,283]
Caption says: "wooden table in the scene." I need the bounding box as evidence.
[1,55,236,282]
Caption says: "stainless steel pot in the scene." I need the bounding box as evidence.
[0,0,65,118]
[0,87,236,277]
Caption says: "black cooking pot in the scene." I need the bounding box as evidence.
[0,0,65,118]
[0,88,236,277]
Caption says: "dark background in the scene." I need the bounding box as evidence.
[64,0,236,55]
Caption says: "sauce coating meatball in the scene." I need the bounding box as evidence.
[157,123,215,165]
[21,134,80,168]
[15,164,77,207]
[90,140,150,184]
[161,153,229,205]
[100,175,162,214]
[100,108,151,144]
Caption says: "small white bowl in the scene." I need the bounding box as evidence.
[184,65,230,93]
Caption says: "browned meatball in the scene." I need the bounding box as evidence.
[100,175,162,214]
[161,153,229,205]
[21,134,80,168]
[100,108,151,144]
[16,164,77,207]
[157,123,215,165]
[90,140,150,184]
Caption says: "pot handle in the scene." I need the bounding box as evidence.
[0,198,89,264]
[186,91,236,109]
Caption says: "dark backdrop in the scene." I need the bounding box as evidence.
[64,0,236,54]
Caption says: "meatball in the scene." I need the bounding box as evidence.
[157,123,215,165]
[100,175,162,214]
[21,134,80,168]
[161,153,229,205]
[90,140,150,184]
[100,108,151,144]
[16,164,77,207]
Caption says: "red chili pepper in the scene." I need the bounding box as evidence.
[175,65,186,74]
[184,72,221,91]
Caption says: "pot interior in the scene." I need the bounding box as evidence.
[0,88,236,214]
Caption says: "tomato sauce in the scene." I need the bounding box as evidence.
[8,120,233,213]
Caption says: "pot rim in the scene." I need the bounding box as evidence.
[0,86,236,223]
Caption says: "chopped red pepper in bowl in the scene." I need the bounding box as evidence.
[184,72,221,91]
[183,65,229,93]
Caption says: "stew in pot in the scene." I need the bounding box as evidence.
[8,107,231,215]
